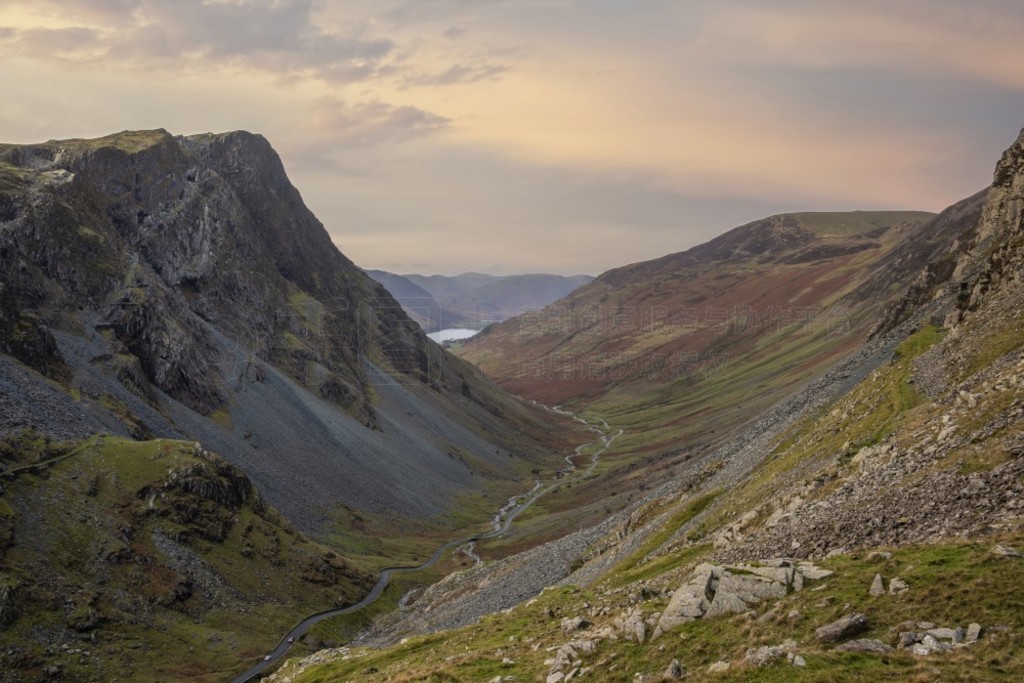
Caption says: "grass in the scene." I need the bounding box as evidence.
[792,211,935,237]
[0,436,376,682]
[278,531,1024,683]
[610,489,722,587]
[959,311,1024,381]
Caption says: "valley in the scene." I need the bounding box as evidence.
[0,127,1021,683]
[1,3,1020,682]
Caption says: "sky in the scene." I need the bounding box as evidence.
[0,1,1022,276]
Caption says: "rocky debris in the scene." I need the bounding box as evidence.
[561,616,591,634]
[662,658,685,680]
[897,623,981,655]
[743,645,786,667]
[657,559,828,632]
[835,639,893,654]
[991,544,1023,558]
[718,350,1024,563]
[741,639,800,668]
[888,577,910,594]
[617,607,647,643]
[869,573,885,597]
[816,613,869,643]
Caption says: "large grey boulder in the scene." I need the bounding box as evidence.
[658,559,830,632]
[816,613,869,643]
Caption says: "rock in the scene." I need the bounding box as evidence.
[869,573,885,597]
[743,645,786,667]
[546,673,565,683]
[965,623,982,643]
[663,658,685,680]
[703,591,749,619]
[991,545,1023,558]
[897,632,919,649]
[888,577,910,594]
[561,616,592,634]
[707,661,730,673]
[746,566,794,586]
[866,551,892,561]
[787,609,802,621]
[797,563,833,580]
[835,639,894,654]
[926,627,959,641]
[621,608,647,643]
[569,639,597,655]
[909,643,933,656]
[792,655,806,667]
[816,613,869,643]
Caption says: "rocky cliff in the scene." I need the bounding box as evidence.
[0,130,578,532]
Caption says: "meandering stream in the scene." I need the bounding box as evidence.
[230,405,620,683]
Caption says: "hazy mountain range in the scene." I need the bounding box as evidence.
[366,270,594,332]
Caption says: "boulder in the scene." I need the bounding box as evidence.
[797,563,833,580]
[835,639,893,654]
[743,645,786,667]
[816,613,869,643]
[561,616,591,634]
[662,658,685,680]
[869,573,885,597]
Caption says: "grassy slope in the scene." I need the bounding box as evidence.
[455,214,930,554]
[0,436,375,682]
[278,287,1024,682]
[277,534,1024,682]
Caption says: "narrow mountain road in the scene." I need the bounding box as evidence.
[229,406,620,683]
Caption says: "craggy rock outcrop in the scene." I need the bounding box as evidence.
[0,130,576,530]
[657,560,831,632]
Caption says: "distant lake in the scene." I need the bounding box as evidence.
[428,328,479,343]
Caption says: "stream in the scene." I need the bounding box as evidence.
[229,405,620,683]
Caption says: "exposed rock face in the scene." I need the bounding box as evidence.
[0,129,573,530]
[657,560,829,632]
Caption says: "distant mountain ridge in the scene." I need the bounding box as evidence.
[367,270,594,331]
[460,209,959,461]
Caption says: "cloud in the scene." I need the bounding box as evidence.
[0,0,396,82]
[402,62,507,87]
[6,26,105,61]
[305,98,450,148]
[694,2,1024,90]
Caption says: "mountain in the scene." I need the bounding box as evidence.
[0,130,581,680]
[269,132,1024,683]
[363,269,472,332]
[460,210,948,464]
[400,272,595,324]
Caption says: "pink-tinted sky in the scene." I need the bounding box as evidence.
[1,0,1021,275]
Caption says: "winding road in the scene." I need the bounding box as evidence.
[230,406,620,683]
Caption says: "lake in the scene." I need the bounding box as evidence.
[428,328,480,343]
